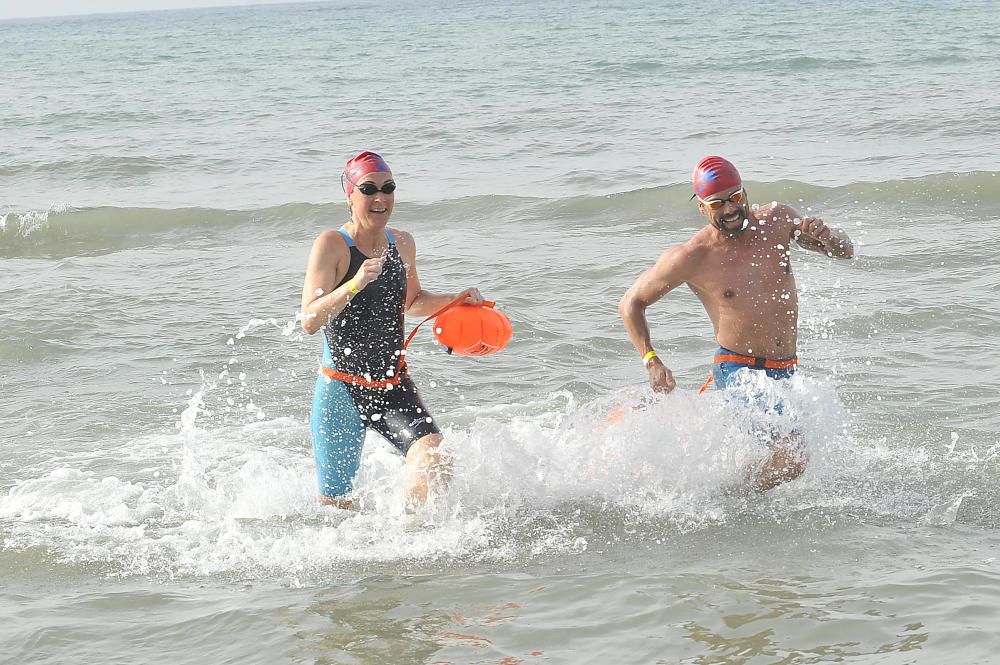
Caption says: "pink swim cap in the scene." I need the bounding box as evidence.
[692,156,741,200]
[344,151,391,195]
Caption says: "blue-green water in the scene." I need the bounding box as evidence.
[4,0,998,209]
[2,1,999,663]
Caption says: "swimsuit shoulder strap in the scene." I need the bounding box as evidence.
[337,227,355,247]
[339,227,394,246]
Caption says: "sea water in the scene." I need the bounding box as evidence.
[2,1,1000,663]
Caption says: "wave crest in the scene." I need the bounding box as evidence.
[3,171,996,258]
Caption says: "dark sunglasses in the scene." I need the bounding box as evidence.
[355,181,396,196]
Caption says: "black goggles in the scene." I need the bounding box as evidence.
[354,181,396,196]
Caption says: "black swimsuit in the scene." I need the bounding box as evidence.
[319,228,439,450]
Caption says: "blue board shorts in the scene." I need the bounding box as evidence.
[710,346,798,439]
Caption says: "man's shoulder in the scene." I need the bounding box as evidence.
[755,202,800,223]
[655,230,711,270]
[677,228,714,258]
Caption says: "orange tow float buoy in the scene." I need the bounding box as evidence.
[433,301,512,356]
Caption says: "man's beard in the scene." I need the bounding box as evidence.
[715,205,751,236]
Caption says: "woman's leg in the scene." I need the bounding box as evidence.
[404,432,450,504]
[310,374,366,506]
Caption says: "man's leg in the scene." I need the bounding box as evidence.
[749,434,806,491]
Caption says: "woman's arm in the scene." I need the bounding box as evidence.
[299,231,386,334]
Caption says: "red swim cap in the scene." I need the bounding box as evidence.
[344,151,391,195]
[692,156,741,200]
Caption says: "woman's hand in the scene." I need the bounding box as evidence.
[351,256,386,290]
[457,287,485,305]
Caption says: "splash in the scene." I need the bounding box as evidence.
[0,364,871,581]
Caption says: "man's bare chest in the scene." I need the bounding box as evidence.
[693,236,795,304]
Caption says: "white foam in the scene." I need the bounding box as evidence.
[0,373,878,580]
[0,204,68,236]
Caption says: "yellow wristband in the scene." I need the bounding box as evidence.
[642,350,658,367]
[347,279,360,295]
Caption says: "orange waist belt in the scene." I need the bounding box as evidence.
[699,353,797,394]
[319,362,407,389]
[713,353,797,370]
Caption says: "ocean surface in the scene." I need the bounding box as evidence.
[3,1,999,663]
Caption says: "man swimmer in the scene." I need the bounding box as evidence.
[300,151,484,508]
[619,156,854,491]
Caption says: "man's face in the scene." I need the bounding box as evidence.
[698,185,750,236]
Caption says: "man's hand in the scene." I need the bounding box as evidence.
[793,217,832,252]
[647,357,676,393]
[793,216,853,257]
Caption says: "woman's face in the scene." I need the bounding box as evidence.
[349,170,395,226]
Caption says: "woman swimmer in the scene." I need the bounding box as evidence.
[300,150,484,508]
